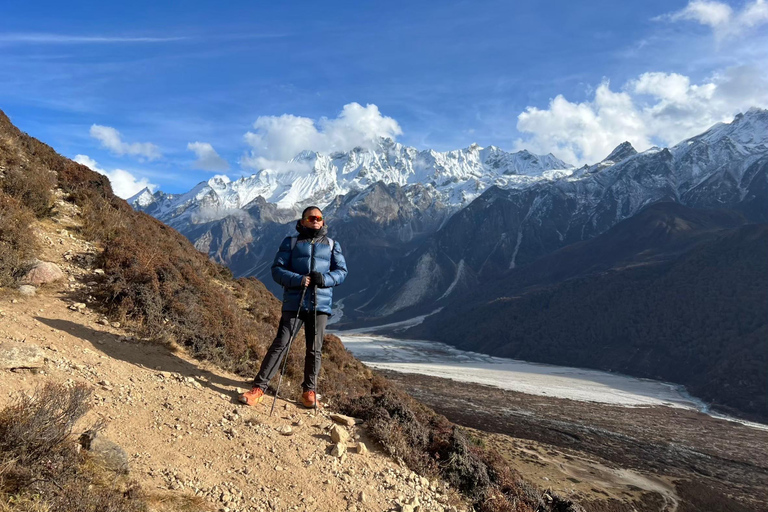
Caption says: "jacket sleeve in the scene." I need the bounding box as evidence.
[272,237,303,288]
[322,241,348,287]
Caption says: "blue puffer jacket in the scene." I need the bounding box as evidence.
[271,225,348,315]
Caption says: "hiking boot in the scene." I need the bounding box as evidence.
[301,390,317,408]
[239,387,265,406]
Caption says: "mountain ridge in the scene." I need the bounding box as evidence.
[409,203,768,421]
[354,108,768,320]
[129,139,572,228]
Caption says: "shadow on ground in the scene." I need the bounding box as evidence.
[36,316,246,397]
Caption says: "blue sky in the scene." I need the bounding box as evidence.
[2,0,767,196]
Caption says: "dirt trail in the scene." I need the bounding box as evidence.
[0,199,465,512]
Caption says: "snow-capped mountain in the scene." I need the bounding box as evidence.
[129,140,571,229]
[573,141,639,177]
[333,108,768,321]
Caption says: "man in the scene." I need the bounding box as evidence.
[239,206,347,408]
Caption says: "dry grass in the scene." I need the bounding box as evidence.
[675,480,755,512]
[0,194,37,287]
[0,383,150,512]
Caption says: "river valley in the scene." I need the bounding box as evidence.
[335,332,768,511]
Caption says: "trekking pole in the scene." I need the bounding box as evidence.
[269,283,308,418]
[313,284,319,417]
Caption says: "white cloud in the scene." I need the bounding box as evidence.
[515,83,651,165]
[187,141,229,171]
[0,33,186,44]
[74,154,157,199]
[242,102,402,168]
[742,0,768,27]
[89,124,162,161]
[658,0,768,38]
[667,0,733,28]
[515,66,768,165]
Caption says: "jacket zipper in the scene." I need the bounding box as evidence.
[309,238,316,309]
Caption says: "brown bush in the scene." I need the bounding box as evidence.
[0,383,150,512]
[79,193,130,242]
[0,165,56,218]
[0,382,91,464]
[0,193,37,287]
[312,334,374,401]
[0,120,57,218]
[58,160,114,200]
[86,213,279,376]
[341,385,580,512]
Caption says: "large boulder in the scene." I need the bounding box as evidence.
[0,342,44,370]
[21,261,65,286]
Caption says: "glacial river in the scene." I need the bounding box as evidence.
[335,332,703,409]
[334,332,768,431]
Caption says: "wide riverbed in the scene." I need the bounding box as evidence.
[336,332,705,409]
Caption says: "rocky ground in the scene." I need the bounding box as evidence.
[381,370,768,512]
[0,195,468,512]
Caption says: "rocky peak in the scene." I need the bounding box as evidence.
[602,142,637,164]
[127,187,158,208]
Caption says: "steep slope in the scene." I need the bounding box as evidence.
[0,274,463,512]
[411,203,768,421]
[462,202,748,294]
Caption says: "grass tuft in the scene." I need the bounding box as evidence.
[0,383,153,512]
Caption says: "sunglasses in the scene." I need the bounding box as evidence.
[304,215,323,222]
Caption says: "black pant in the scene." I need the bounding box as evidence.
[252,310,328,392]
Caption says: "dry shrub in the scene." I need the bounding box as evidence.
[341,385,580,512]
[0,382,90,464]
[0,383,149,512]
[343,388,435,472]
[16,150,282,374]
[0,161,56,219]
[58,160,114,200]
[0,194,37,287]
[79,193,130,242]
[88,213,280,374]
[310,334,374,401]
[0,116,57,218]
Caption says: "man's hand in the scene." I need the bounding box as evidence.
[301,275,311,288]
[309,271,323,286]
